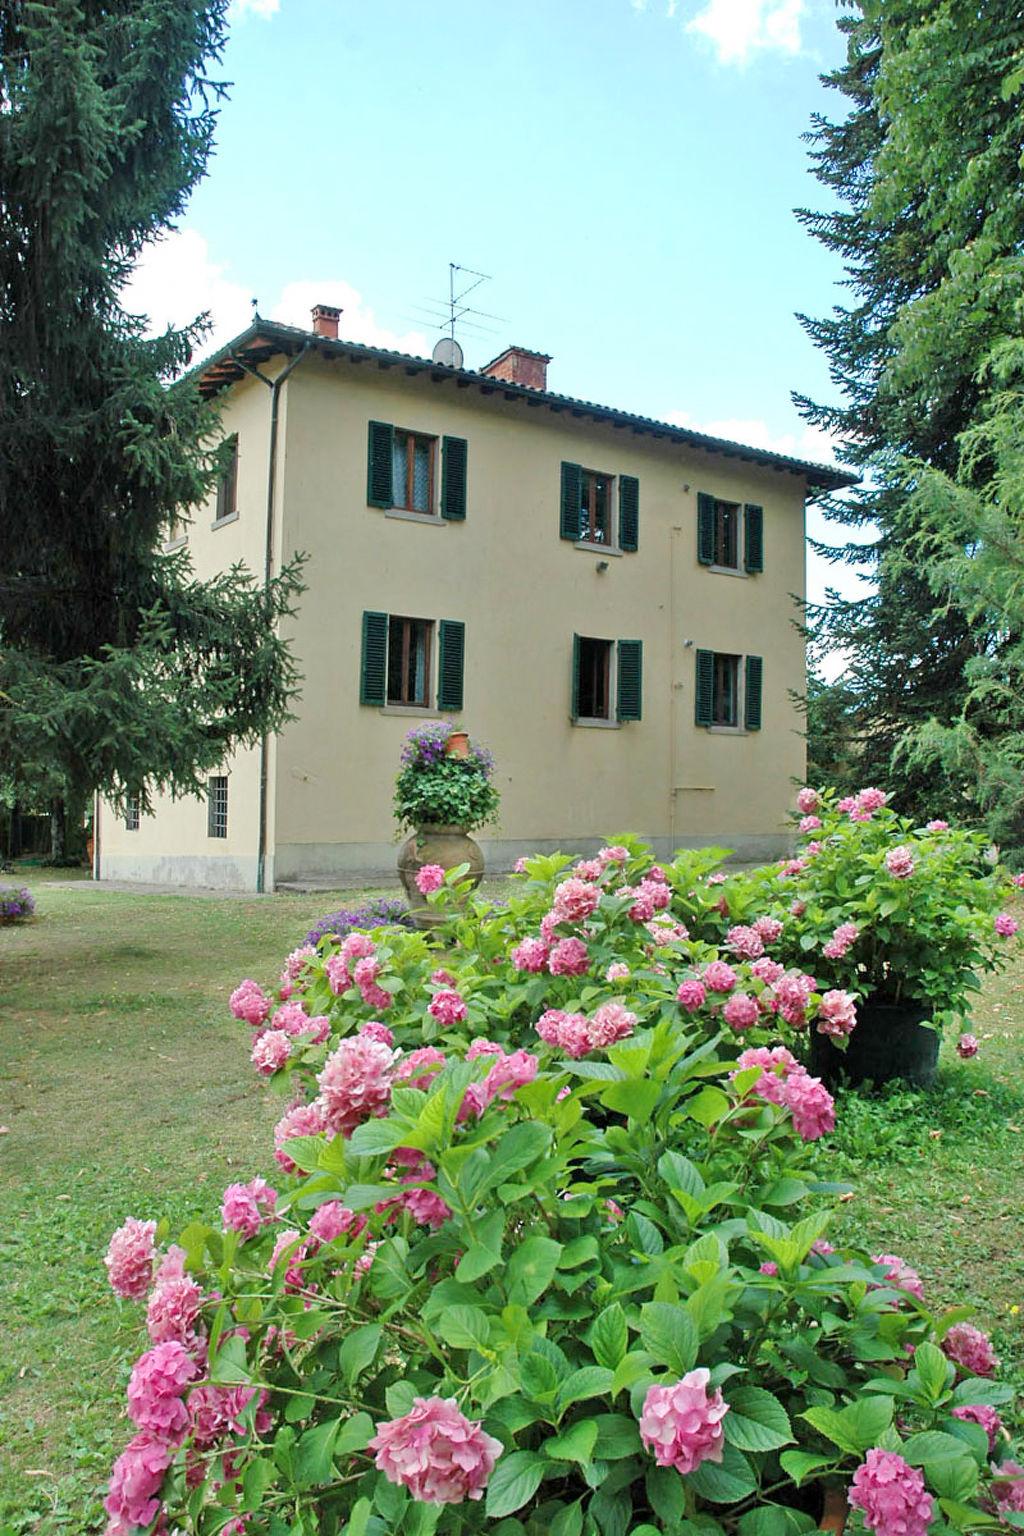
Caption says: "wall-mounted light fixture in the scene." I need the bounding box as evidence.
[596,560,609,573]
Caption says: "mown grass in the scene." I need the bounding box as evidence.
[1,881,1023,1532]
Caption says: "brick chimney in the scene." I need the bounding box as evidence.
[480,345,551,392]
[311,303,341,340]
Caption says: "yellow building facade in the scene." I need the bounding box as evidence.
[95,314,853,889]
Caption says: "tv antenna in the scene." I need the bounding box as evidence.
[405,263,507,366]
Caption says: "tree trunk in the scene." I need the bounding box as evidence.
[50,795,66,863]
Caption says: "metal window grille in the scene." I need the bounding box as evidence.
[207,776,228,838]
[125,795,140,832]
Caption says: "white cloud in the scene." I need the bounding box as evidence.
[665,409,835,467]
[685,0,805,65]
[122,228,430,363]
[229,0,279,18]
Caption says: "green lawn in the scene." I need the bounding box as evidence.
[1,881,1022,1533]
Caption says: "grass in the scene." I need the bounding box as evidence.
[2,882,1023,1532]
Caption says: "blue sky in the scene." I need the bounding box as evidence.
[128,0,870,614]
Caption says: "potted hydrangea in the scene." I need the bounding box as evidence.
[755,788,1018,1087]
[393,722,499,924]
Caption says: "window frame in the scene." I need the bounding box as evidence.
[213,435,239,526]
[578,467,615,547]
[712,499,740,570]
[386,614,434,709]
[125,795,141,832]
[711,652,741,728]
[575,635,613,722]
[207,776,229,839]
[392,429,437,516]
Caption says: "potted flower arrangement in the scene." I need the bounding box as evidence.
[753,788,1019,1087]
[393,722,500,924]
[100,849,1021,1536]
[0,883,35,923]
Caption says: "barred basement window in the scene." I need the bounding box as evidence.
[207,776,228,838]
[125,795,140,832]
[391,431,436,515]
[387,616,433,707]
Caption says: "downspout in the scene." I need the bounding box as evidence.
[229,340,313,893]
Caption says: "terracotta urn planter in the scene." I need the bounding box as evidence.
[397,823,485,928]
[445,730,470,759]
[819,1486,849,1535]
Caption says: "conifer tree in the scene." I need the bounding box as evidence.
[0,0,304,856]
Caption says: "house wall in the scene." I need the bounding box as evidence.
[96,350,807,889]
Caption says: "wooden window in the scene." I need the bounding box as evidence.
[712,653,740,726]
[387,616,433,707]
[574,636,612,719]
[576,469,613,544]
[125,795,140,832]
[214,435,238,523]
[207,776,228,838]
[713,500,739,568]
[391,430,436,514]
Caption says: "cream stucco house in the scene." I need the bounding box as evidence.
[94,304,854,890]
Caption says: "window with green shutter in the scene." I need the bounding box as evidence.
[560,462,583,540]
[744,504,764,573]
[441,437,468,521]
[616,639,643,721]
[437,619,465,710]
[695,648,715,725]
[367,421,394,508]
[697,493,716,565]
[744,654,763,731]
[619,475,639,552]
[360,611,389,704]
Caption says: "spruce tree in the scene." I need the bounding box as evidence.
[0,0,304,855]
[797,2,1024,820]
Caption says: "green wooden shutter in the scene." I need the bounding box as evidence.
[560,462,583,541]
[360,611,388,704]
[619,475,639,552]
[744,503,764,573]
[437,619,465,711]
[616,639,643,721]
[697,492,716,565]
[367,421,394,508]
[441,436,467,521]
[745,654,763,731]
[570,632,581,720]
[695,648,715,726]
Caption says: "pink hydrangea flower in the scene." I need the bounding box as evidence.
[676,979,707,1012]
[309,1201,365,1245]
[991,1461,1024,1518]
[269,1229,308,1291]
[817,990,858,1039]
[759,1261,779,1277]
[369,1396,503,1504]
[188,1382,263,1449]
[341,932,376,966]
[703,960,738,994]
[466,1037,503,1059]
[416,864,446,895]
[324,954,352,995]
[513,856,529,874]
[146,1267,204,1351]
[885,845,916,879]
[273,1100,327,1172]
[270,1001,314,1038]
[588,1002,637,1047]
[823,921,859,960]
[511,937,549,973]
[871,1253,925,1300]
[553,876,601,923]
[796,788,819,814]
[105,1431,176,1531]
[606,961,631,981]
[281,944,316,983]
[779,858,808,878]
[105,1218,158,1300]
[856,787,888,812]
[638,1370,730,1475]
[396,1046,447,1089]
[1012,873,1024,889]
[535,1008,591,1059]
[360,1021,394,1046]
[574,858,604,881]
[943,1322,998,1377]
[428,988,468,1025]
[318,1035,396,1136]
[771,970,816,1027]
[957,1033,979,1059]
[598,845,629,865]
[548,937,589,976]
[849,1449,933,1536]
[799,815,822,833]
[726,925,764,960]
[707,871,728,886]
[951,1403,1001,1450]
[229,979,271,1027]
[126,1342,197,1435]
[926,819,949,833]
[353,956,381,990]
[779,1071,835,1141]
[483,1048,539,1100]
[377,1157,453,1230]
[995,912,1018,937]
[753,915,784,944]
[723,992,759,1032]
[790,899,807,917]
[732,1046,801,1106]
[221,1177,276,1240]
[251,1029,292,1077]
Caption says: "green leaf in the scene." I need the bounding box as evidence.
[600,1078,662,1120]
[738,1508,817,1536]
[520,1350,561,1400]
[435,1305,493,1352]
[908,1342,953,1404]
[550,1501,584,1536]
[592,1413,643,1460]
[344,1497,373,1536]
[545,1420,598,1465]
[339,1323,381,1384]
[285,1392,315,1423]
[457,1245,503,1283]
[293,1419,339,1489]
[335,1411,374,1455]
[646,1465,686,1526]
[799,1406,864,1457]
[778,1450,835,1488]
[485,1451,549,1517]
[687,1442,757,1503]
[505,1237,563,1306]
[346,1118,410,1157]
[640,1302,698,1374]
[557,1366,615,1409]
[687,1086,731,1127]
[591,1303,629,1369]
[209,1332,250,1385]
[723,1387,794,1452]
[241,1457,276,1511]
[902,1431,979,1466]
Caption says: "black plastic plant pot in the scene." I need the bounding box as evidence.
[809,996,940,1090]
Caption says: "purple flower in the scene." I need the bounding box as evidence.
[305,897,412,948]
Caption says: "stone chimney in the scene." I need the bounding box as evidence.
[480,345,551,392]
[311,303,341,340]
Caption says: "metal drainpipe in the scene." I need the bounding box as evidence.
[229,340,312,894]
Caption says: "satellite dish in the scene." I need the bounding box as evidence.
[432,337,464,369]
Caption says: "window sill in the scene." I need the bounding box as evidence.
[378,704,439,717]
[707,564,748,579]
[574,541,623,557]
[573,717,622,730]
[384,508,447,527]
[708,725,749,736]
[163,535,187,552]
[212,511,239,530]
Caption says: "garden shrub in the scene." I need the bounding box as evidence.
[305,898,413,950]
[100,825,1024,1535]
[0,883,35,921]
[393,722,500,836]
